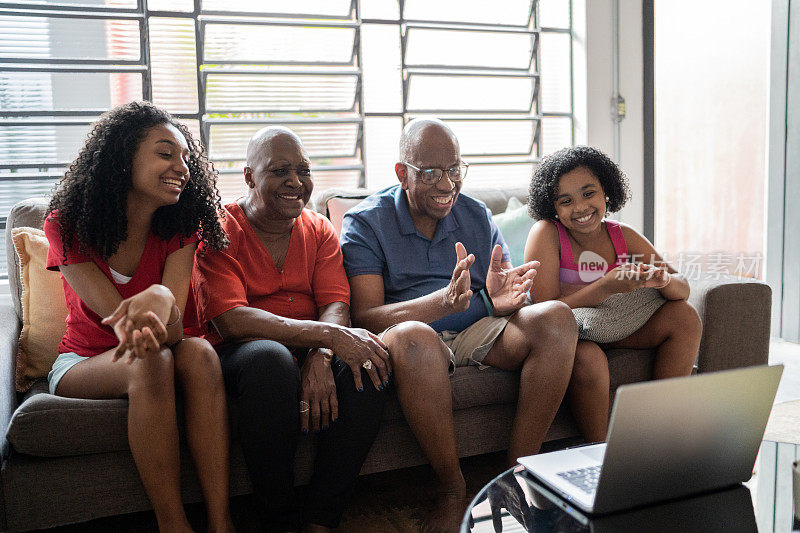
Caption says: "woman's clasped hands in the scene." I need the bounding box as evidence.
[101,284,177,364]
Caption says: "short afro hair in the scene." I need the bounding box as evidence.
[527,146,630,221]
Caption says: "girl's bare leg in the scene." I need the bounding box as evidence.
[56,347,193,532]
[567,341,609,442]
[173,338,234,533]
[604,300,702,379]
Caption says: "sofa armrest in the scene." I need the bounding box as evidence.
[688,275,771,373]
[0,301,19,459]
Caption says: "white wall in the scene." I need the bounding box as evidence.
[575,0,645,230]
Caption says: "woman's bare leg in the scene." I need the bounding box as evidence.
[567,341,609,442]
[173,338,234,533]
[56,348,192,532]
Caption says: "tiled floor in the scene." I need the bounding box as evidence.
[769,339,800,404]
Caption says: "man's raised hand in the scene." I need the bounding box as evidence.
[486,245,538,315]
[442,241,475,313]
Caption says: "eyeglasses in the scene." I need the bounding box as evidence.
[402,161,469,185]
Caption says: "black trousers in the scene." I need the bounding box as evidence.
[216,339,387,531]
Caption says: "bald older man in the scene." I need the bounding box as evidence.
[192,127,391,532]
[340,119,579,531]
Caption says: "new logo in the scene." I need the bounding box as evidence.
[578,250,608,283]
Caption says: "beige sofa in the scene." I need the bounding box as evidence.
[0,188,771,531]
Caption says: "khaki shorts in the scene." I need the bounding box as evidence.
[439,315,511,372]
[379,315,510,374]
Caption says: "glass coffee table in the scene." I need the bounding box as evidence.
[462,440,798,532]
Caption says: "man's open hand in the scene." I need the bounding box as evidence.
[442,242,476,313]
[485,245,538,315]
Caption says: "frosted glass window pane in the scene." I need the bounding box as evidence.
[407,75,534,112]
[364,116,402,189]
[216,171,247,203]
[0,16,140,61]
[360,23,402,113]
[0,123,93,166]
[404,0,533,26]
[201,0,351,17]
[205,73,358,112]
[0,178,58,221]
[204,24,355,64]
[179,119,201,150]
[359,0,400,20]
[443,120,536,157]
[538,0,570,28]
[540,32,571,113]
[405,28,533,70]
[541,116,572,156]
[14,0,137,7]
[209,123,360,161]
[463,164,533,188]
[0,72,142,112]
[307,169,361,190]
[148,0,193,12]
[149,18,198,114]
[216,168,360,203]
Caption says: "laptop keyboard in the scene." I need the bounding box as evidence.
[556,465,601,493]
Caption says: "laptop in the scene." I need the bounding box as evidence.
[517,364,783,515]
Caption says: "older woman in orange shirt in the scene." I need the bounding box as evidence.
[193,127,390,532]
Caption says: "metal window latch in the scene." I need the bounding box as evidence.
[611,95,626,123]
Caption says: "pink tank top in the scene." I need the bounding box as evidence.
[552,219,629,296]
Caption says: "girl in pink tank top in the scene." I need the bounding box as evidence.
[552,217,629,296]
[523,146,701,444]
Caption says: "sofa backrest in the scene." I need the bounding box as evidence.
[5,186,530,318]
[312,186,529,235]
[6,198,50,320]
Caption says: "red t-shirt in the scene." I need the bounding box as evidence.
[44,214,200,357]
[193,202,350,345]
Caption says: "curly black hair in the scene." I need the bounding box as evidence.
[527,146,631,221]
[48,101,228,259]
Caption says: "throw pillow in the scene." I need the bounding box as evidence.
[492,197,535,267]
[573,287,667,344]
[326,195,370,236]
[12,227,68,392]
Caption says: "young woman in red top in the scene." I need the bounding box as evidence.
[44,101,232,532]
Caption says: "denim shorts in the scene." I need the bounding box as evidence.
[47,352,90,395]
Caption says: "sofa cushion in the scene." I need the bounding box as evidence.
[491,197,534,267]
[460,187,528,215]
[8,366,520,457]
[11,227,69,392]
[7,384,129,457]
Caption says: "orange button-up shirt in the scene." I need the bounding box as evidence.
[193,202,350,345]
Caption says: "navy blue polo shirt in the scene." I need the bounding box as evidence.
[340,185,510,333]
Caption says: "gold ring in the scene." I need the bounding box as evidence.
[299,400,310,413]
[362,360,373,370]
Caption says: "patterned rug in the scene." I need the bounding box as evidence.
[338,452,508,532]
